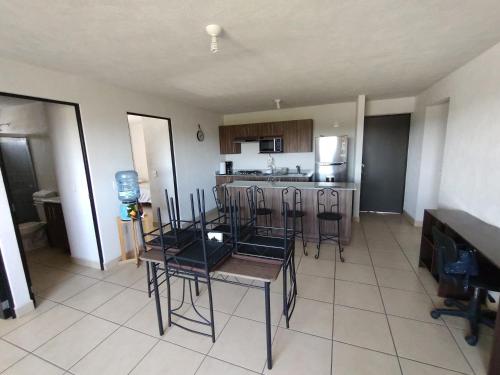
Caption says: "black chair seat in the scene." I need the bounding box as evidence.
[282,210,305,218]
[317,212,342,221]
[237,234,293,260]
[256,207,273,215]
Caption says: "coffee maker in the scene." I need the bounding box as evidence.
[219,161,233,175]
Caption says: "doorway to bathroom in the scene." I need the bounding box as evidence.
[0,93,102,313]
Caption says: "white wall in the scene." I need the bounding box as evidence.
[0,102,57,191]
[405,42,500,226]
[128,118,149,182]
[223,102,358,179]
[365,97,416,116]
[0,57,222,314]
[414,102,449,221]
[45,103,98,265]
[140,117,176,220]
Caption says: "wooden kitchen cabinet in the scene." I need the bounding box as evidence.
[219,126,241,154]
[219,119,313,154]
[296,119,313,152]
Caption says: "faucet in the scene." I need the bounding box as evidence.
[296,165,301,174]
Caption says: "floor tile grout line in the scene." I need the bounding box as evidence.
[125,338,162,375]
[384,214,478,375]
[360,216,404,375]
[0,337,31,374]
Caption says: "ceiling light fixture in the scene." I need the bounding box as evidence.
[205,24,222,53]
[274,99,281,109]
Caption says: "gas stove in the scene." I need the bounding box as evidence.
[235,170,263,175]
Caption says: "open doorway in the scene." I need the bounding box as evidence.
[127,113,179,230]
[0,93,102,311]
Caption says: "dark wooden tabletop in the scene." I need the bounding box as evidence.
[427,209,500,268]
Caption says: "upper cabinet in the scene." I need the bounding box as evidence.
[218,119,313,154]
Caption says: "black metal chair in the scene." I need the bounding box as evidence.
[246,185,273,232]
[281,186,307,255]
[164,190,234,342]
[316,188,344,261]
[236,188,298,328]
[430,226,498,346]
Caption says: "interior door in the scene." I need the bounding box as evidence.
[0,138,39,223]
[360,114,411,213]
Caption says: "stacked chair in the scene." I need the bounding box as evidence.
[137,186,298,342]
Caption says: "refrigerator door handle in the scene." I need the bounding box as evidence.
[317,161,347,166]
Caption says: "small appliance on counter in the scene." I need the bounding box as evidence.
[219,161,233,175]
[314,136,348,182]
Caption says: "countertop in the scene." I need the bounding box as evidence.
[225,180,357,190]
[216,169,314,178]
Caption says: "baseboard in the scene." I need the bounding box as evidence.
[70,256,102,270]
[403,210,423,227]
[15,300,35,317]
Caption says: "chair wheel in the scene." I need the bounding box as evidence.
[444,298,454,307]
[465,334,478,346]
[430,310,441,319]
[314,253,319,259]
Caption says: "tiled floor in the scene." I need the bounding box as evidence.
[0,214,494,374]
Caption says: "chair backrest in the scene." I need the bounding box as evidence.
[246,185,266,214]
[212,185,229,212]
[281,186,300,232]
[317,188,340,214]
[432,226,459,278]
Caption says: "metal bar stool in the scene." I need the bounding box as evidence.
[212,185,230,223]
[316,188,344,261]
[282,186,307,255]
[246,185,273,233]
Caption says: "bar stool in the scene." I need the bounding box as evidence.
[246,185,273,230]
[316,188,344,261]
[282,186,307,255]
[212,185,229,222]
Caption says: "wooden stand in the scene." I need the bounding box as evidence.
[116,217,142,266]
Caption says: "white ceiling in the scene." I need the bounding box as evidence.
[0,1,499,113]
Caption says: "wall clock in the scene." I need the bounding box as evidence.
[196,124,205,142]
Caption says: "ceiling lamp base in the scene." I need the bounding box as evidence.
[206,24,222,53]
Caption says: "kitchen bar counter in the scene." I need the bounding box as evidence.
[225,180,356,190]
[224,181,356,244]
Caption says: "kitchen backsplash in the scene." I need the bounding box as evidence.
[222,142,314,170]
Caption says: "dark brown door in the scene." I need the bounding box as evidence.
[360,114,411,213]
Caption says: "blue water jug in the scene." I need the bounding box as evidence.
[115,170,140,220]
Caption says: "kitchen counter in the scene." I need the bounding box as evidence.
[224,181,356,244]
[216,170,314,179]
[225,180,357,190]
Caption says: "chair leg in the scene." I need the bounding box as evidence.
[165,270,173,327]
[146,262,152,298]
[466,288,482,346]
[300,215,307,256]
[194,276,200,296]
[315,220,321,259]
[337,220,344,262]
[151,263,164,335]
[206,278,216,343]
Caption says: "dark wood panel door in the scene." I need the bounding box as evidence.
[283,121,298,153]
[360,114,410,213]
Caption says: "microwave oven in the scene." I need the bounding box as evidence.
[259,137,283,153]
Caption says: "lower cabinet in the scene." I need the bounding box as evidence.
[44,202,70,252]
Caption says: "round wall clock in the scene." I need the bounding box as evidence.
[196,124,205,142]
